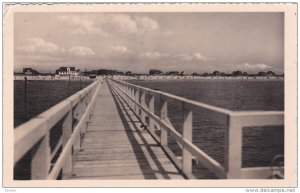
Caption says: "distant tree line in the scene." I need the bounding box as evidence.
[83,68,282,77]
[83,69,148,76]
[15,67,283,78]
[148,69,283,77]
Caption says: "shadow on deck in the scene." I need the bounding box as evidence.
[70,81,184,180]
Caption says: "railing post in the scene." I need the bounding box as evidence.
[73,102,83,154]
[182,104,193,176]
[125,85,129,104]
[140,92,146,123]
[62,108,73,179]
[31,133,51,179]
[135,88,140,116]
[148,94,155,133]
[225,115,242,179]
[80,94,88,133]
[160,96,168,146]
[130,87,134,109]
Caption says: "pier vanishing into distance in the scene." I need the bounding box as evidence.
[14,77,284,180]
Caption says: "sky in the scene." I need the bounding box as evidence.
[14,12,284,74]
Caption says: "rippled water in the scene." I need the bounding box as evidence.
[14,80,92,127]
[129,79,284,111]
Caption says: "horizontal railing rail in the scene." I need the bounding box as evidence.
[14,78,103,179]
[108,78,284,179]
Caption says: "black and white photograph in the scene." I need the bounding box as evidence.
[3,3,297,188]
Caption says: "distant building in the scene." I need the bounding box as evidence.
[56,67,79,76]
[23,68,39,75]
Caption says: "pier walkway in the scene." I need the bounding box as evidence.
[14,77,284,180]
[70,81,184,179]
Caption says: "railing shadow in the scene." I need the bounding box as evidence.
[108,81,176,179]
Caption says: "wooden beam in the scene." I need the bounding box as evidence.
[31,133,51,179]
[225,116,242,179]
[160,97,168,146]
[62,109,73,179]
[182,105,193,177]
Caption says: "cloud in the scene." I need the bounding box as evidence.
[173,52,211,62]
[193,52,210,62]
[238,63,272,70]
[176,53,193,61]
[111,46,133,54]
[57,13,159,35]
[101,14,159,34]
[17,37,61,54]
[17,37,96,58]
[68,46,95,56]
[138,51,211,63]
[140,51,164,59]
[134,16,159,32]
[58,15,105,35]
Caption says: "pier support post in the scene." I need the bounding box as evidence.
[126,85,130,105]
[134,88,140,116]
[140,92,146,123]
[31,133,51,179]
[130,87,134,109]
[160,97,168,146]
[62,109,73,179]
[73,103,82,154]
[148,95,155,134]
[225,116,242,179]
[183,105,193,176]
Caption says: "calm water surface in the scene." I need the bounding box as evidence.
[14,80,92,127]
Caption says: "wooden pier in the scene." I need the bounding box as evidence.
[70,81,184,179]
[14,77,284,180]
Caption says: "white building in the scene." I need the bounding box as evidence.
[56,67,79,76]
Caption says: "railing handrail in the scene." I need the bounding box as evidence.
[108,78,284,179]
[14,79,102,164]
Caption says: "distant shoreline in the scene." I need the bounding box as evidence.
[14,75,284,81]
[115,75,284,81]
[14,75,94,81]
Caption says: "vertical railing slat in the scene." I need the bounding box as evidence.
[127,85,130,105]
[31,133,51,179]
[140,92,146,123]
[160,96,168,146]
[148,94,155,134]
[135,88,140,115]
[225,116,242,179]
[182,104,193,176]
[82,94,89,133]
[62,108,73,179]
[130,87,134,109]
[73,102,82,154]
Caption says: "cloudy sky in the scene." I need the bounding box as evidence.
[14,12,284,74]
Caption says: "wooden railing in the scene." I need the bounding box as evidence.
[14,78,103,180]
[108,78,284,179]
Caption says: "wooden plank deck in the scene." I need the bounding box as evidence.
[70,80,185,180]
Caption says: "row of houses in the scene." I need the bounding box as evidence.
[21,67,80,76]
